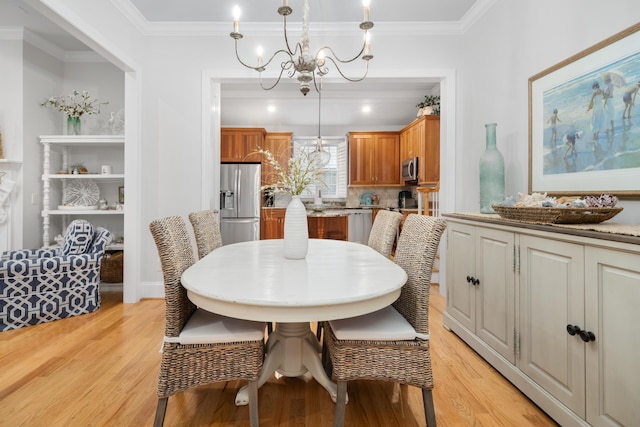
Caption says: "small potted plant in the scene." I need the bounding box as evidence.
[416,95,441,117]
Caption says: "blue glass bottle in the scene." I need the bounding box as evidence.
[479,123,505,213]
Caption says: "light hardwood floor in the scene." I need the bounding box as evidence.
[0,285,558,426]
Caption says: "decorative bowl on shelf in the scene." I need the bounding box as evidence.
[491,205,623,224]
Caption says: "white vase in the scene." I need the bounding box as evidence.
[284,195,309,259]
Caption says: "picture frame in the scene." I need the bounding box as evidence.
[529,22,640,197]
[118,186,124,204]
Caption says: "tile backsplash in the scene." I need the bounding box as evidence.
[346,186,417,208]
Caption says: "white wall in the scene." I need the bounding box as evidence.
[10,0,640,299]
[0,39,24,252]
[22,42,63,248]
[460,0,640,223]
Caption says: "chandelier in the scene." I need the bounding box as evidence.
[311,80,331,166]
[230,0,374,96]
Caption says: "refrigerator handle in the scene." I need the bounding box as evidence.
[236,167,241,212]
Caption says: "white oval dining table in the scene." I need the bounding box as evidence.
[181,238,408,405]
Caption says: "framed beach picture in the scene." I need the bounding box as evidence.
[529,22,640,197]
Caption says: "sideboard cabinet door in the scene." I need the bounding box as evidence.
[585,247,640,427]
[518,235,586,417]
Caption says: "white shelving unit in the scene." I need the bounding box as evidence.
[40,135,125,249]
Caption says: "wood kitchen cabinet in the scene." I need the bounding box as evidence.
[443,214,640,427]
[262,132,292,187]
[400,115,440,185]
[308,215,348,241]
[348,131,400,186]
[261,208,286,239]
[220,128,266,162]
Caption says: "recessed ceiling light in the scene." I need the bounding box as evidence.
[267,105,276,113]
[362,105,371,113]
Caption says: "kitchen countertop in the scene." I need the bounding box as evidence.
[262,205,388,210]
[306,210,349,217]
[262,206,420,215]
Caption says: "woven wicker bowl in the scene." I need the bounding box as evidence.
[491,205,623,224]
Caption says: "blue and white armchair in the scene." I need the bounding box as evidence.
[0,220,112,331]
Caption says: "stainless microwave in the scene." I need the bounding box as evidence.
[401,157,418,182]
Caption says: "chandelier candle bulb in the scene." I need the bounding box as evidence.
[363,0,371,22]
[364,33,371,56]
[257,46,264,67]
[232,6,240,33]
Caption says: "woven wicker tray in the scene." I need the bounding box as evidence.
[491,205,623,224]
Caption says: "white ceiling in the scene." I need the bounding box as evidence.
[2,0,482,131]
[128,0,478,24]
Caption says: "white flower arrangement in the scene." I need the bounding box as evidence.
[41,90,108,118]
[258,148,327,196]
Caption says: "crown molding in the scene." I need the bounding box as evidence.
[112,0,497,38]
[0,26,66,60]
[0,26,105,62]
[459,0,497,33]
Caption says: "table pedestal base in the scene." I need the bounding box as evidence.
[235,322,342,405]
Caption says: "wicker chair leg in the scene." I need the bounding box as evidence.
[323,346,333,378]
[248,380,260,427]
[333,381,347,427]
[422,388,436,426]
[153,397,168,427]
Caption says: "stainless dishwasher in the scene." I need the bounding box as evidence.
[346,209,372,244]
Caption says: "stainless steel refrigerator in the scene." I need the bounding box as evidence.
[219,163,261,244]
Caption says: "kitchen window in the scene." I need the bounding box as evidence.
[293,137,348,200]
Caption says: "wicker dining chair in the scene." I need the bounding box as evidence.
[149,216,266,427]
[188,209,223,259]
[324,214,446,427]
[315,209,403,341]
[367,210,403,258]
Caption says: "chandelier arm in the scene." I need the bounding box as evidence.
[282,14,300,57]
[235,39,297,72]
[260,49,298,71]
[258,66,289,91]
[321,56,370,83]
[316,37,367,65]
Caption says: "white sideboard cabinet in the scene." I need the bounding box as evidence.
[443,214,640,427]
[40,135,124,249]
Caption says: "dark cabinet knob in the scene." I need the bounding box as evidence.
[579,330,596,342]
[466,276,480,286]
[567,324,581,336]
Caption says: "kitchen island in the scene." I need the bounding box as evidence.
[261,207,349,240]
